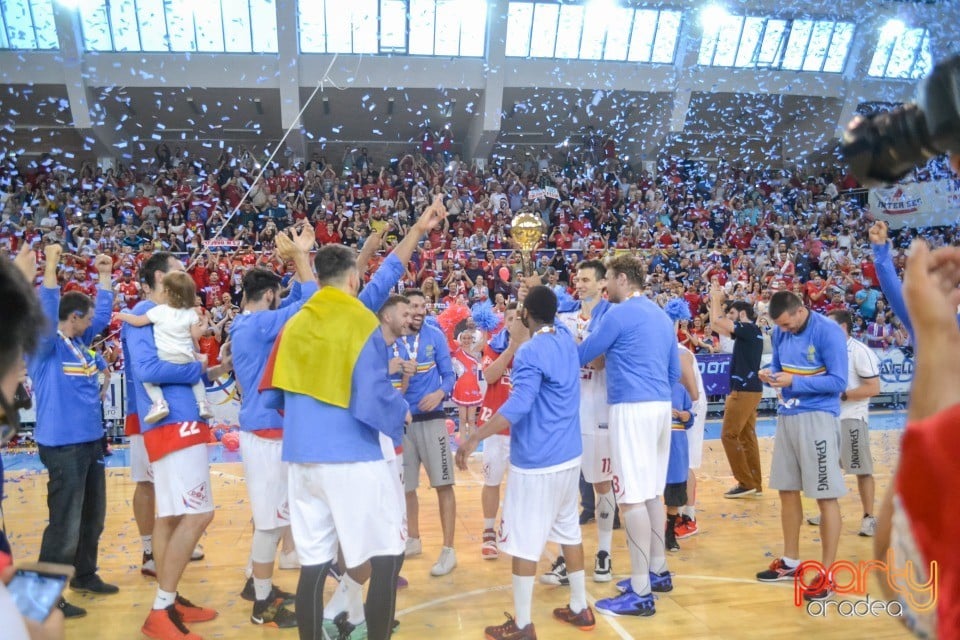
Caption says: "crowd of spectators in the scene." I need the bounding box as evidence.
[1,138,953,373]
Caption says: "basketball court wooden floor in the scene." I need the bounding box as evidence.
[3,429,914,639]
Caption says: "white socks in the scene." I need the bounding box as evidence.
[624,507,652,595]
[512,574,535,629]
[596,491,616,553]
[483,518,496,530]
[682,505,696,520]
[646,498,668,575]
[326,575,366,625]
[568,570,587,614]
[253,577,272,601]
[346,575,365,625]
[142,535,153,555]
[153,588,176,610]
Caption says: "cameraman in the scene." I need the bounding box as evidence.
[0,248,64,639]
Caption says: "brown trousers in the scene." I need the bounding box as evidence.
[720,390,764,491]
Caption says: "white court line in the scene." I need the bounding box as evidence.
[395,571,790,638]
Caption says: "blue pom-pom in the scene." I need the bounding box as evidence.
[214,428,225,442]
[664,298,692,322]
[471,300,500,332]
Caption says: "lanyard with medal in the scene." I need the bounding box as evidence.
[59,330,93,371]
[393,331,421,375]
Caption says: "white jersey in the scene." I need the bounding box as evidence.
[680,343,708,469]
[680,344,708,417]
[558,307,609,434]
[840,336,880,422]
[146,304,199,362]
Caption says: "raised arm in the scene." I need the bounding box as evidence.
[870,221,914,338]
[709,282,734,336]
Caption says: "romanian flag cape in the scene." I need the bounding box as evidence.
[259,286,379,408]
[896,402,960,638]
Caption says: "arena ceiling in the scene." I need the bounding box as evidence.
[0,0,956,168]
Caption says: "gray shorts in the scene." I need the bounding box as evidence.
[840,418,874,475]
[402,418,455,491]
[769,412,847,499]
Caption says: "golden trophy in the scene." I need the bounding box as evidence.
[510,211,544,276]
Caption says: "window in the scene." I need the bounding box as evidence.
[78,0,278,53]
[299,0,487,56]
[0,0,58,50]
[505,1,681,63]
[868,22,931,79]
[698,14,854,73]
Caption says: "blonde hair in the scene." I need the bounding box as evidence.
[162,271,197,310]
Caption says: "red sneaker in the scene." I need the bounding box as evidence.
[142,606,202,640]
[174,594,218,623]
[484,613,537,639]
[552,604,596,630]
[675,515,699,539]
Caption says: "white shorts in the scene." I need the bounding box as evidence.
[129,433,154,483]
[482,434,511,487]
[688,399,708,470]
[288,460,404,568]
[240,432,289,530]
[390,454,407,539]
[609,402,672,504]
[581,430,613,484]
[499,462,581,562]
[153,444,213,518]
[579,372,609,438]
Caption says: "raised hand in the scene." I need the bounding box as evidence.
[275,231,296,261]
[13,245,36,282]
[94,254,114,277]
[44,242,62,265]
[868,221,889,246]
[903,240,960,338]
[291,222,317,253]
[414,195,446,234]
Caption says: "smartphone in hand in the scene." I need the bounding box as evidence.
[7,563,74,621]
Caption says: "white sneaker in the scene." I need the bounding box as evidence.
[807,514,821,526]
[430,547,457,577]
[278,549,300,570]
[859,515,877,537]
[198,400,214,420]
[145,399,170,424]
[405,537,422,557]
[191,544,205,561]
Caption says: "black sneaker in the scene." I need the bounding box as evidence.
[58,598,87,618]
[665,516,680,552]
[756,558,799,582]
[593,550,612,583]
[579,511,595,525]
[69,574,120,595]
[803,584,834,602]
[251,598,298,628]
[540,556,569,586]
[724,485,757,499]
[240,577,295,605]
[333,611,365,639]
